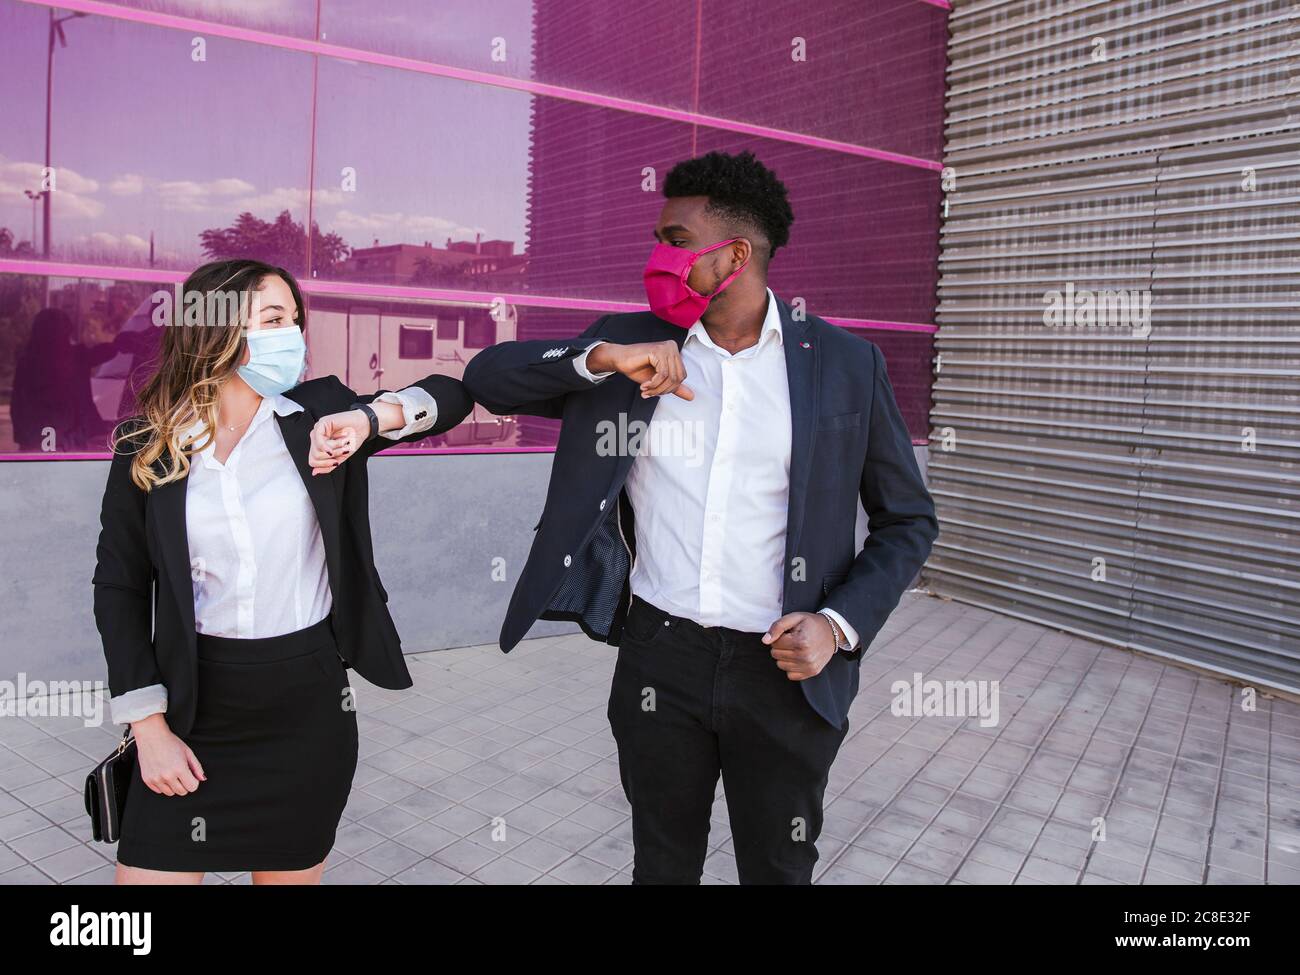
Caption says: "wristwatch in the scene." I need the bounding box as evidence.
[351,402,379,440]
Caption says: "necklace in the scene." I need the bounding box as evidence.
[221,401,259,433]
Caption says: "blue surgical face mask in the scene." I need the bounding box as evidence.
[237,326,306,397]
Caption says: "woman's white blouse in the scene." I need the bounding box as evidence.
[107,387,438,725]
[187,393,332,640]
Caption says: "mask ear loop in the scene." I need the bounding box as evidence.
[691,237,749,297]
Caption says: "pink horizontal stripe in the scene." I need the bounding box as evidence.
[823,315,937,334]
[2,441,931,460]
[302,276,648,314]
[918,0,952,10]
[0,258,186,284]
[0,446,560,462]
[16,0,941,172]
[0,452,114,461]
[0,257,939,332]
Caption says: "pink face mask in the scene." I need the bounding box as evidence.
[643,237,749,328]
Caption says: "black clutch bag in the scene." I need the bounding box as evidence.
[84,727,136,843]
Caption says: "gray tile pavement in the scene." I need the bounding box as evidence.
[2,593,1297,884]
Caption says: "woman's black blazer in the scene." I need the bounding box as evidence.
[92,374,472,737]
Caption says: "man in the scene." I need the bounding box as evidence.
[463,150,937,884]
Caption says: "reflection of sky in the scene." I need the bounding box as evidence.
[0,0,533,264]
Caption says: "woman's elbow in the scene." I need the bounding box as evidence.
[429,376,474,433]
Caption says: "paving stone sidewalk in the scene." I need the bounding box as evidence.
[2,592,1297,884]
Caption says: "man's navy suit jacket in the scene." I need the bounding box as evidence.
[462,294,938,729]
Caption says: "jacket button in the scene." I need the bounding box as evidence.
[415,411,426,420]
[599,498,606,510]
[563,554,572,567]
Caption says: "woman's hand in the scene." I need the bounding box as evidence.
[309,409,368,475]
[131,713,205,796]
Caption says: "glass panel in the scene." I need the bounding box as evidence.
[99,0,319,38]
[697,0,949,162]
[319,0,699,110]
[0,2,314,273]
[0,274,168,453]
[0,0,943,456]
[309,57,538,288]
[316,0,946,161]
[310,59,938,324]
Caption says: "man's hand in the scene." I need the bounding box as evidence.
[762,612,839,680]
[309,409,367,475]
[587,340,694,400]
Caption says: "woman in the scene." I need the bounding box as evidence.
[93,258,471,884]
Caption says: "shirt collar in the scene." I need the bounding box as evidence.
[180,393,304,469]
[685,287,783,355]
[269,392,305,417]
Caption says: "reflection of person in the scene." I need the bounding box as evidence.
[93,258,472,885]
[462,151,938,884]
[104,296,165,424]
[11,308,119,451]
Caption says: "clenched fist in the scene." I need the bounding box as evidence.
[762,612,839,680]
[587,340,695,401]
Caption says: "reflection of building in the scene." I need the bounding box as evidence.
[337,237,527,290]
[305,292,519,449]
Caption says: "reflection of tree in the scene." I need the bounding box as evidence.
[412,255,473,286]
[0,227,36,257]
[0,258,45,397]
[199,210,350,274]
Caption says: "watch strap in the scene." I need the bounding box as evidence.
[351,402,379,440]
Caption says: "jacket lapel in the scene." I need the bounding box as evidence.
[778,299,818,607]
[274,409,342,595]
[150,472,196,638]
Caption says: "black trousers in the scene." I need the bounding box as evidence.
[607,595,850,884]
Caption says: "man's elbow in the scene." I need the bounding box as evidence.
[461,368,514,417]
[910,496,940,561]
[461,358,495,412]
[918,512,939,562]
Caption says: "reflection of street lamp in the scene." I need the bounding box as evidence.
[43,9,86,259]
[24,189,45,251]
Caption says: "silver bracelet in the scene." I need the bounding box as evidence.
[820,610,849,650]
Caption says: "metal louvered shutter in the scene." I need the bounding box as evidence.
[924,0,1300,692]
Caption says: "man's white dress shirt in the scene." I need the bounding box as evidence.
[574,287,860,650]
[108,386,437,725]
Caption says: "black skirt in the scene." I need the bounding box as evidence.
[116,615,358,873]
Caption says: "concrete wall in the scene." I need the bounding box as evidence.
[0,447,930,688]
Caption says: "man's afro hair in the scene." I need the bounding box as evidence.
[663,150,794,260]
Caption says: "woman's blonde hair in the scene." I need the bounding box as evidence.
[114,259,307,491]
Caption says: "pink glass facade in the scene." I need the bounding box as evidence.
[0,0,947,457]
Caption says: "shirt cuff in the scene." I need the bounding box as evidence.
[374,386,439,440]
[110,683,168,725]
[572,340,616,383]
[819,608,860,653]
